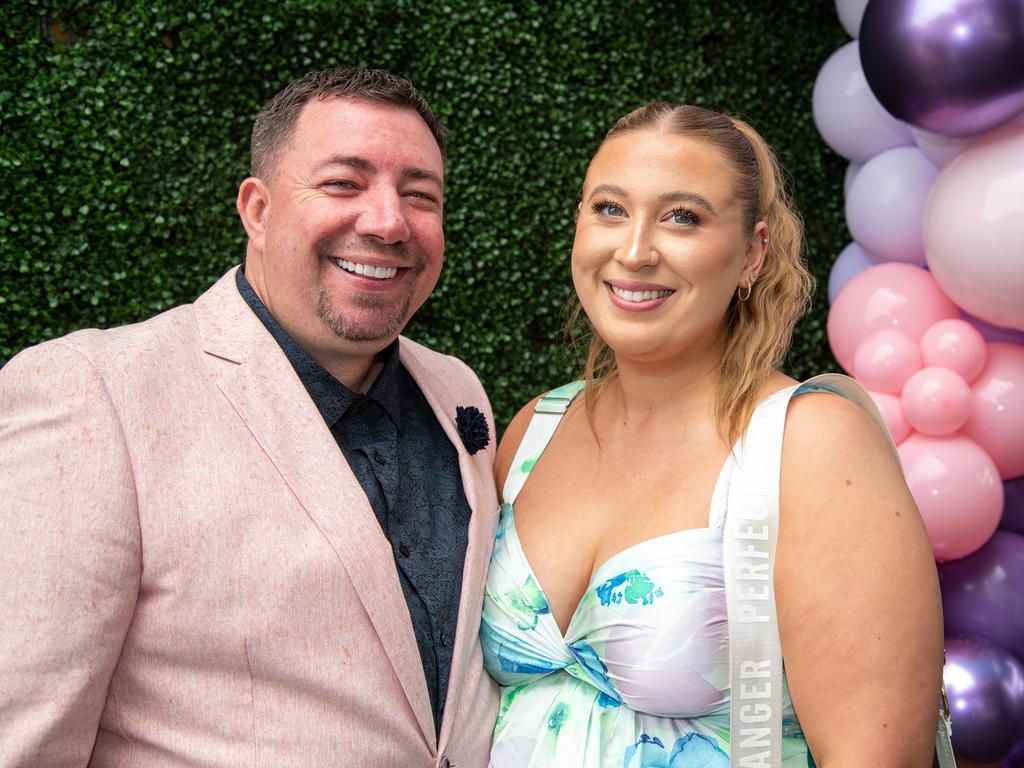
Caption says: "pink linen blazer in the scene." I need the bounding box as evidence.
[0,268,500,767]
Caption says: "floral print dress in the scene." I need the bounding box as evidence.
[480,382,815,768]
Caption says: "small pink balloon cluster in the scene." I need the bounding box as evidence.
[828,262,1024,562]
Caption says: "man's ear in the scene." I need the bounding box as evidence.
[237,177,270,252]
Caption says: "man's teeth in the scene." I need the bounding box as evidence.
[335,259,398,279]
[610,285,673,302]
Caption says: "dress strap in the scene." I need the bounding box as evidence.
[724,373,954,767]
[501,381,586,506]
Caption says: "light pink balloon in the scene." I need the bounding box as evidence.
[919,319,988,382]
[901,367,972,436]
[924,124,1024,329]
[898,434,1003,561]
[812,42,914,164]
[962,342,1024,480]
[845,146,939,264]
[854,330,922,394]
[827,262,960,373]
[868,390,911,444]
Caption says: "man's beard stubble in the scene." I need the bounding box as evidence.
[316,237,425,343]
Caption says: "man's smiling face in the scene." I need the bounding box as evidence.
[244,96,445,359]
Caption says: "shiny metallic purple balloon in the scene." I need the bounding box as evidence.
[859,0,1024,137]
[944,635,1024,762]
[940,532,1024,661]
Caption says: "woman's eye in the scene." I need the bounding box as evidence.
[668,208,699,226]
[591,200,626,218]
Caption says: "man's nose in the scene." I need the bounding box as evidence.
[354,188,412,245]
[615,221,658,269]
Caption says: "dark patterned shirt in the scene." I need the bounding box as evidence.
[236,269,470,739]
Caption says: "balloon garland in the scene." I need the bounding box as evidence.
[817,1,1024,762]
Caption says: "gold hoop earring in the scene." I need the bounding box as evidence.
[737,273,757,302]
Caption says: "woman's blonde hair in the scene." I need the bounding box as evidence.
[566,102,814,440]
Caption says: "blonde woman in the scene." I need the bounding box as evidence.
[480,103,945,767]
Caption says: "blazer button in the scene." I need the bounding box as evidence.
[438,756,451,768]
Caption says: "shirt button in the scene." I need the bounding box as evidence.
[439,630,450,648]
[373,449,386,465]
[398,543,410,557]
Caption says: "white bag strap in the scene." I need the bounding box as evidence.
[502,381,585,505]
[724,373,955,767]
[724,383,794,767]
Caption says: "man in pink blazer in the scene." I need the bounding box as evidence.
[0,67,498,766]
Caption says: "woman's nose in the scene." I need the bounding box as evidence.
[614,221,658,269]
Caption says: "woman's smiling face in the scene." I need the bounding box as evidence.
[571,128,765,367]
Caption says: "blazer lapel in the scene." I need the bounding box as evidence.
[399,341,499,746]
[194,270,436,746]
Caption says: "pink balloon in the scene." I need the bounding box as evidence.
[924,124,1024,329]
[827,262,960,373]
[898,434,1003,561]
[845,146,938,264]
[919,319,988,382]
[901,367,972,436]
[853,330,922,394]
[867,390,911,444]
[962,342,1024,480]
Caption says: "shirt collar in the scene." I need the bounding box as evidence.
[235,268,403,429]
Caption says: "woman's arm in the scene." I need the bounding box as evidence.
[776,391,944,767]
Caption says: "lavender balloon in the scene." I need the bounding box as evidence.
[940,531,1024,661]
[859,0,1024,137]
[944,634,1024,762]
[828,242,878,304]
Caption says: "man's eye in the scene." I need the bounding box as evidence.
[406,191,438,204]
[326,180,357,189]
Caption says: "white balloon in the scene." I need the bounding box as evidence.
[812,42,914,163]
[845,146,939,264]
[836,0,870,37]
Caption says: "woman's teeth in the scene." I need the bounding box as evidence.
[335,259,398,279]
[610,285,673,302]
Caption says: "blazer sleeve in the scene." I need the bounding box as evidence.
[0,341,141,767]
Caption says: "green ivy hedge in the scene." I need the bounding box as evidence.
[1,0,849,429]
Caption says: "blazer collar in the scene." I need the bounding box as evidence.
[194,268,439,746]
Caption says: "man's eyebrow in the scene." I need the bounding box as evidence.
[404,166,443,187]
[315,155,375,174]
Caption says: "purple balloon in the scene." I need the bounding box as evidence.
[961,309,1024,346]
[940,531,1024,661]
[828,242,879,304]
[944,634,1024,762]
[1002,477,1024,536]
[1005,737,1024,768]
[859,0,1024,137]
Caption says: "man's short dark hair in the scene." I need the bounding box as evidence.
[249,66,447,179]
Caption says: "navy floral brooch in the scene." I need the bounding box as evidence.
[456,405,490,455]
